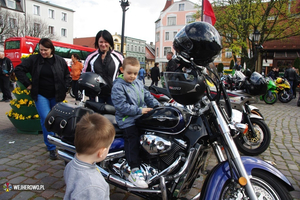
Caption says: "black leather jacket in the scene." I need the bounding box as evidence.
[15,54,71,102]
[284,68,297,81]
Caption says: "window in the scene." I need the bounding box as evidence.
[34,23,41,34]
[131,45,133,51]
[186,15,194,24]
[61,28,67,37]
[34,5,40,15]
[167,16,176,26]
[0,15,5,27]
[138,46,140,52]
[165,32,169,41]
[179,3,184,11]
[7,0,16,9]
[49,26,54,34]
[127,44,129,50]
[9,18,16,28]
[164,47,171,56]
[225,48,232,58]
[62,13,67,21]
[49,9,54,19]
[155,32,160,42]
[156,48,159,56]
[173,31,177,39]
[135,46,137,52]
[155,21,160,29]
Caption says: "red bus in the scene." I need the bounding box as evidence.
[4,36,96,67]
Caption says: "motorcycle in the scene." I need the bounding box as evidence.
[147,84,270,156]
[47,22,293,199]
[259,77,278,104]
[275,77,293,103]
[47,66,293,199]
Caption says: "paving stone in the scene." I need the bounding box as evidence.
[8,176,27,184]
[11,191,35,200]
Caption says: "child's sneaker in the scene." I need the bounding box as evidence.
[128,168,148,188]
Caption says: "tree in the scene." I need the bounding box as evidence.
[294,57,300,72]
[217,63,224,73]
[230,59,234,69]
[0,9,60,42]
[209,0,300,72]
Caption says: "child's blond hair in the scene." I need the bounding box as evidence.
[122,57,140,69]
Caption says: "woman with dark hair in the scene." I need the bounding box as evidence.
[15,38,71,160]
[83,30,124,105]
[70,53,83,101]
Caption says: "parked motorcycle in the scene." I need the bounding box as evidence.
[275,77,293,103]
[259,77,278,104]
[148,84,270,156]
[47,22,293,199]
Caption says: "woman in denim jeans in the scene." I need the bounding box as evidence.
[15,38,71,160]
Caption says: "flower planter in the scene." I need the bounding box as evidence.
[8,117,42,135]
[10,104,38,116]
[13,93,33,101]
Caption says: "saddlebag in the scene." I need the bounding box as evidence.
[45,102,94,137]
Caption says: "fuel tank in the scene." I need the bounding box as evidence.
[136,106,191,134]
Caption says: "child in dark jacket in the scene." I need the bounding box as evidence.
[111,57,160,188]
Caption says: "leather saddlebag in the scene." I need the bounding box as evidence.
[45,102,94,137]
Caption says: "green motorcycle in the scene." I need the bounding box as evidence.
[259,78,278,104]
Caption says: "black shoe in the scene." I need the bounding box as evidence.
[0,99,6,102]
[49,150,58,160]
[5,99,12,102]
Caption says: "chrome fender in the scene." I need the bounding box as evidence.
[249,113,263,120]
[200,156,293,200]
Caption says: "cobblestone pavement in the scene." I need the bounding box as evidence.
[0,85,299,199]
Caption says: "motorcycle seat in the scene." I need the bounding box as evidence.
[103,114,123,135]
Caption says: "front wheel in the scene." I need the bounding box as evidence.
[234,118,271,156]
[220,170,293,200]
[263,91,278,104]
[278,90,292,103]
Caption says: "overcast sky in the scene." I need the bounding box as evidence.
[48,0,200,43]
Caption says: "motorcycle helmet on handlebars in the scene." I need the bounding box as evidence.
[78,72,107,96]
[245,72,267,95]
[164,70,206,105]
[173,21,222,66]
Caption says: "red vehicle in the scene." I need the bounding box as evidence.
[4,36,96,68]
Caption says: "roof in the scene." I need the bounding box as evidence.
[31,0,75,12]
[73,37,95,48]
[263,36,300,50]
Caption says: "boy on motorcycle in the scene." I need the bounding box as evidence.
[111,57,160,188]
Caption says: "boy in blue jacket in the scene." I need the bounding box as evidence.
[111,57,160,188]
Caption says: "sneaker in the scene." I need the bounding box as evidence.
[128,168,148,188]
[49,150,58,160]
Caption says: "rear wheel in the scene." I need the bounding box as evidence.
[234,118,271,156]
[263,91,277,104]
[220,170,293,200]
[278,90,292,103]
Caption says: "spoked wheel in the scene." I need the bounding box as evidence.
[220,170,293,200]
[234,118,271,156]
[263,91,278,104]
[278,90,292,103]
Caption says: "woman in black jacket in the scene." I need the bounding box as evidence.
[15,38,71,160]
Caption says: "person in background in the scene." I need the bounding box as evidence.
[284,63,297,98]
[111,57,160,188]
[0,52,13,102]
[267,67,278,80]
[166,52,178,72]
[83,30,124,105]
[150,63,160,86]
[292,67,298,99]
[15,38,71,160]
[70,53,83,101]
[64,113,115,200]
[138,66,146,84]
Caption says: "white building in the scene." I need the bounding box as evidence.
[0,0,74,50]
[25,0,74,44]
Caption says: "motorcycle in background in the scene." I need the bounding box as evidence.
[275,77,293,103]
[259,77,278,104]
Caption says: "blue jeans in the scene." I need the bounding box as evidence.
[35,94,57,151]
[288,80,293,95]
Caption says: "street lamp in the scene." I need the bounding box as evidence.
[251,29,261,72]
[120,0,129,54]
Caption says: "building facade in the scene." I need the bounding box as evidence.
[125,36,146,69]
[155,0,198,71]
[145,42,155,73]
[0,0,74,51]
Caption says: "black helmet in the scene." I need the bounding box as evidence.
[164,70,206,105]
[78,72,107,96]
[246,72,267,95]
[173,22,222,66]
